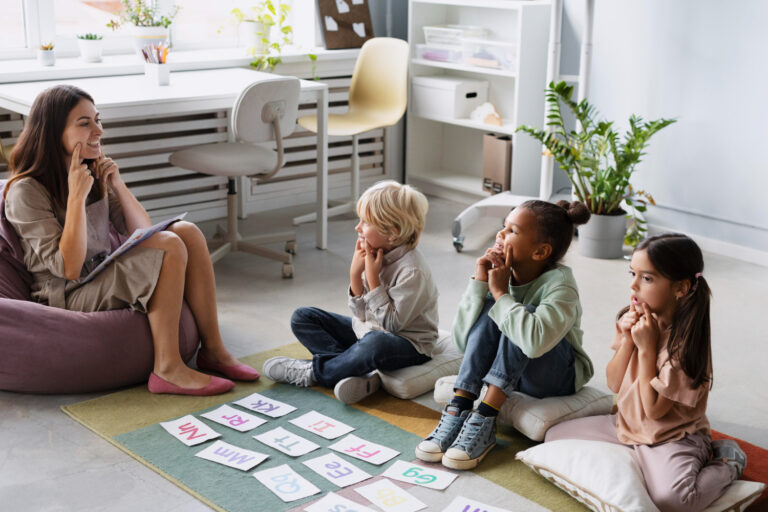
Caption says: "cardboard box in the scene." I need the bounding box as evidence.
[482,133,512,194]
[411,76,488,119]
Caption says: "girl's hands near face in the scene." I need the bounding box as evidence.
[68,143,93,203]
[488,245,512,299]
[618,303,640,336]
[92,147,121,187]
[631,302,661,353]
[475,246,505,282]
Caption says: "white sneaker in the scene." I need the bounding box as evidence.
[262,357,316,387]
[333,372,381,404]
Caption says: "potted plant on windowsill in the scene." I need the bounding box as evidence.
[106,0,178,54]
[37,42,56,66]
[231,1,293,72]
[77,33,104,63]
[518,81,676,258]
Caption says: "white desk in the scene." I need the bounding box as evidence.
[0,68,331,249]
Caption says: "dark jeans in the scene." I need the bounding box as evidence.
[290,306,431,387]
[454,297,576,398]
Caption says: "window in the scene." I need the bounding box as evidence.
[0,0,29,55]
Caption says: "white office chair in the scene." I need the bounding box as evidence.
[169,77,300,278]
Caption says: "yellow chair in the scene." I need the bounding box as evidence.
[0,136,12,166]
[292,37,409,226]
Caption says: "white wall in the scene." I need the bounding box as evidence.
[564,0,768,256]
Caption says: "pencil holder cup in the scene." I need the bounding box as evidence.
[144,63,169,86]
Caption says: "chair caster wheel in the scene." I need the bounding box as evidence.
[282,264,294,279]
[453,241,463,252]
[285,241,297,255]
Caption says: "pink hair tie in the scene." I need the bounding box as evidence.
[695,272,703,279]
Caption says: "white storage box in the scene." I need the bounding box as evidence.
[462,39,517,70]
[411,76,489,119]
[415,43,463,64]
[423,25,488,47]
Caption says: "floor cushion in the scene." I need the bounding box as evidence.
[0,179,200,394]
[516,439,766,512]
[434,375,614,441]
[378,330,462,399]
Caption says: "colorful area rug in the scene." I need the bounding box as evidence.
[62,343,768,512]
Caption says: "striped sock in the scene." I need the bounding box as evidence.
[449,393,475,412]
[477,400,500,418]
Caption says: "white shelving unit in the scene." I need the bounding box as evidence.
[405,0,551,206]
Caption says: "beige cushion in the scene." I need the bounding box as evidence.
[378,330,462,399]
[434,375,614,441]
[516,439,766,512]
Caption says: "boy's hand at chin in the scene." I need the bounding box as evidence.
[475,246,505,282]
[488,246,512,300]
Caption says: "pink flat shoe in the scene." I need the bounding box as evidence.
[148,372,235,396]
[196,351,261,382]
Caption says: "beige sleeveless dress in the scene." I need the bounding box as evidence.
[3,177,164,313]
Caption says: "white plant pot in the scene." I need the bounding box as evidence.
[37,49,56,66]
[77,39,103,63]
[238,20,267,54]
[578,212,627,259]
[131,26,169,55]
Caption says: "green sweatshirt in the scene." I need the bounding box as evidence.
[452,265,594,392]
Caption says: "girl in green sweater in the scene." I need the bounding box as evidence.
[416,200,594,469]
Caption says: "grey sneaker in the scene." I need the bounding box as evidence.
[442,411,497,470]
[262,357,316,387]
[334,372,381,404]
[415,405,470,463]
[712,439,747,479]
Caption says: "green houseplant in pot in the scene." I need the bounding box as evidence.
[518,81,676,258]
[107,0,178,54]
[233,1,293,72]
[77,33,104,63]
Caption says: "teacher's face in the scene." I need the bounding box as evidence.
[61,99,103,162]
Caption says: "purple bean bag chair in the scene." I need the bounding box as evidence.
[0,179,200,394]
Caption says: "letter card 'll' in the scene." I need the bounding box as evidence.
[302,452,372,487]
[253,464,321,503]
[194,440,268,471]
[382,460,458,490]
[233,392,296,418]
[159,414,221,446]
[289,410,355,440]
[328,433,399,465]
[354,478,427,512]
[200,404,266,432]
[442,496,513,512]
[253,426,320,457]
[304,492,377,512]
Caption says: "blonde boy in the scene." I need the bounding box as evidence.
[263,180,439,404]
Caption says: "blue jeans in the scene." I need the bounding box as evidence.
[454,297,576,398]
[290,306,431,387]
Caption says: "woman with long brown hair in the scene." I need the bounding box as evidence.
[3,85,259,395]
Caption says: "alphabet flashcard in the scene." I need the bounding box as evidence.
[328,433,399,465]
[381,460,458,490]
[200,404,266,432]
[233,392,296,418]
[441,496,513,512]
[159,414,220,446]
[303,452,372,487]
[253,464,321,503]
[304,492,377,512]
[289,410,355,440]
[194,440,268,471]
[354,478,426,512]
[253,426,320,457]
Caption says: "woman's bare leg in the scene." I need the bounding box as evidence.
[167,221,240,366]
[141,230,211,389]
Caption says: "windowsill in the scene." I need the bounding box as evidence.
[0,47,360,84]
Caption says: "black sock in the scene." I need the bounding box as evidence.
[477,401,500,417]
[449,393,475,412]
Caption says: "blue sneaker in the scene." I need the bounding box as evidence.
[415,406,470,462]
[442,411,497,470]
[712,439,747,479]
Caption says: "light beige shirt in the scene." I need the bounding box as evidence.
[612,333,710,445]
[348,245,439,356]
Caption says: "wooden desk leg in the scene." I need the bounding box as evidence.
[315,86,329,250]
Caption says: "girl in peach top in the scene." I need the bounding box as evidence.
[546,233,745,512]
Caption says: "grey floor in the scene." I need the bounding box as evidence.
[2,195,767,511]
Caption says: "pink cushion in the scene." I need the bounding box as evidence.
[0,179,200,394]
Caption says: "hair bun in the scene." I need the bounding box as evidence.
[556,200,591,226]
